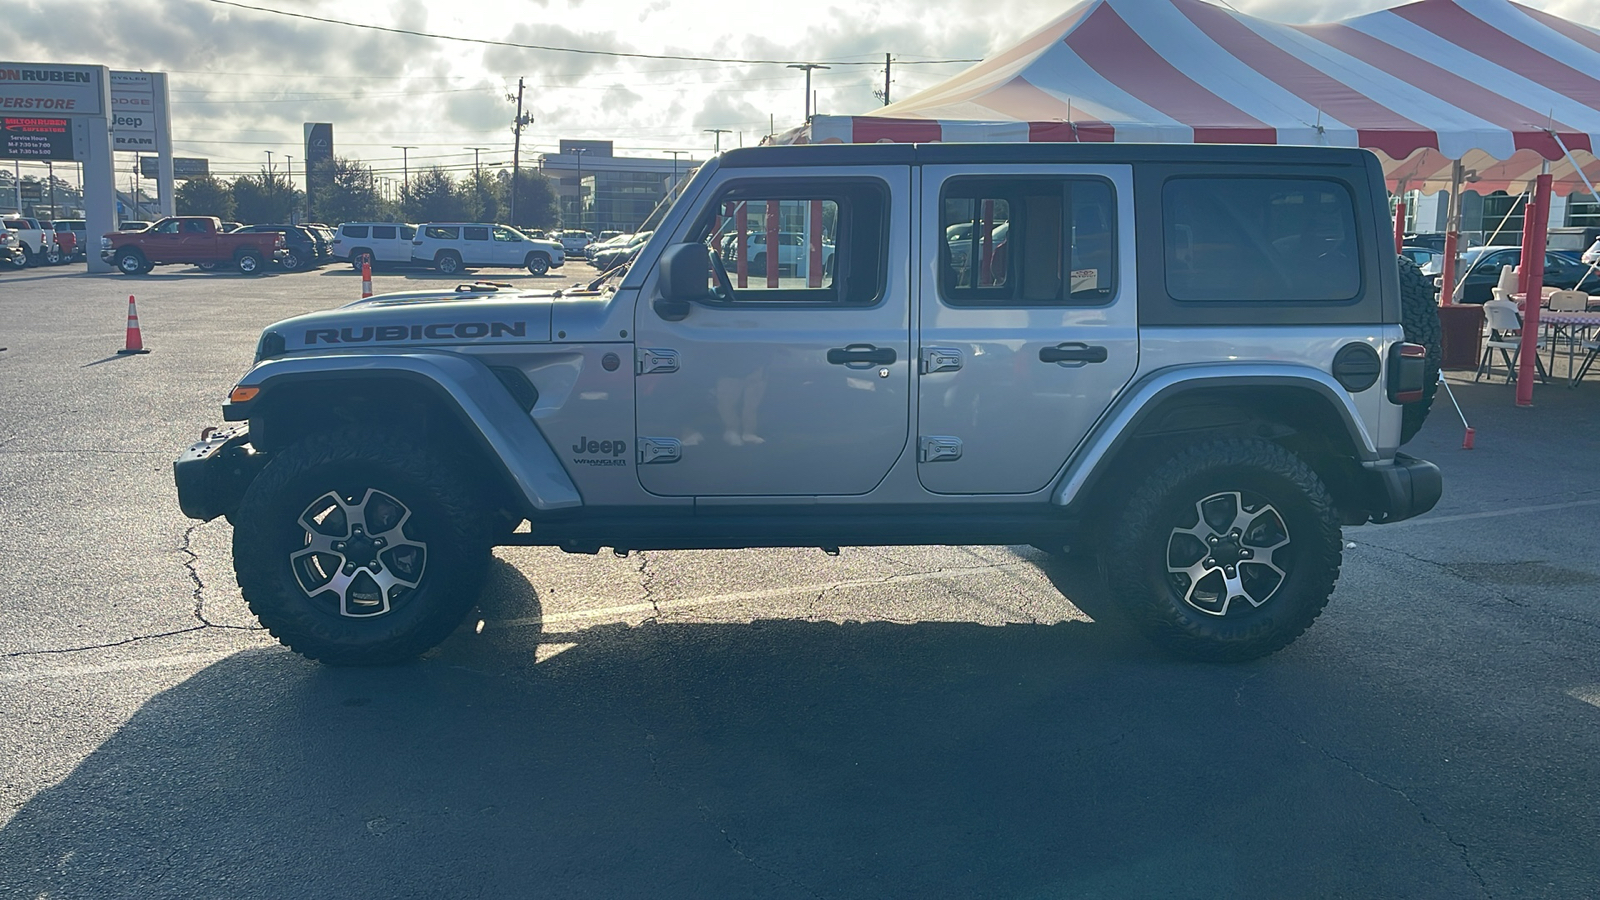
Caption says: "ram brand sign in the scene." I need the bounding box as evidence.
[0,63,103,115]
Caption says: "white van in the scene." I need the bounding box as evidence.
[410,223,565,275]
[332,222,418,270]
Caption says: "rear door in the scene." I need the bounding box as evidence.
[915,165,1138,494]
[461,225,493,266]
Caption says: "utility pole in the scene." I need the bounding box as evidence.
[391,146,415,188]
[572,147,587,232]
[883,54,893,105]
[667,150,685,202]
[466,146,489,218]
[47,160,56,217]
[703,128,730,154]
[286,154,294,221]
[787,63,830,123]
[509,78,531,226]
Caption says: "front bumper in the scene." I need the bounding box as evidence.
[173,425,264,521]
[1365,452,1442,524]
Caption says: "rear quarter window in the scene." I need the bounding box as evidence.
[463,226,489,241]
[1164,177,1360,303]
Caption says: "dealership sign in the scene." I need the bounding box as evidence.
[0,63,103,115]
[2,117,74,160]
[110,71,159,151]
[141,156,208,179]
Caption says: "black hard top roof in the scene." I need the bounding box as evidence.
[719,142,1375,168]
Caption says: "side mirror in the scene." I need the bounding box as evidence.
[658,242,712,304]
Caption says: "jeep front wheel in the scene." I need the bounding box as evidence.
[526,253,550,275]
[1106,438,1342,662]
[232,430,491,665]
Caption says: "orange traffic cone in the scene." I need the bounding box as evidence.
[361,261,373,298]
[117,295,150,355]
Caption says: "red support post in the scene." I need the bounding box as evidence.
[807,200,823,288]
[1439,229,1459,306]
[1516,173,1553,406]
[736,202,748,288]
[766,199,780,289]
[1393,196,1406,254]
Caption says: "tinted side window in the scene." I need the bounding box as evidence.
[425,226,458,240]
[400,225,416,240]
[1164,177,1360,302]
[372,225,396,240]
[342,225,368,238]
[463,226,489,241]
[939,177,1116,305]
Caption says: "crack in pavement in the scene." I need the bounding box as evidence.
[1353,541,1600,632]
[636,551,661,622]
[1233,674,1492,899]
[2,522,262,659]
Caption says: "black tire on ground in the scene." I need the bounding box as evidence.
[198,261,217,271]
[19,245,34,268]
[236,251,265,275]
[1105,437,1343,663]
[436,252,462,275]
[526,253,550,276]
[280,249,305,271]
[1397,254,1441,445]
[114,249,147,275]
[351,250,374,271]
[232,430,492,665]
[44,247,60,265]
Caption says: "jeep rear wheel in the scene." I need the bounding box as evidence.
[350,249,375,271]
[232,430,491,665]
[1106,438,1342,662]
[436,251,462,275]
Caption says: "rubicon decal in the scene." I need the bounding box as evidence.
[303,322,527,344]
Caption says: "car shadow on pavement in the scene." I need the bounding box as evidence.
[0,559,1498,900]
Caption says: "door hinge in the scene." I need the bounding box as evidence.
[636,348,679,375]
[637,437,682,465]
[918,436,963,463]
[920,346,963,374]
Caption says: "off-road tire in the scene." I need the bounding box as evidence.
[1397,254,1441,444]
[1106,438,1342,663]
[233,430,491,665]
[436,251,462,275]
[526,253,550,275]
[115,249,146,275]
[280,248,305,271]
[235,251,265,275]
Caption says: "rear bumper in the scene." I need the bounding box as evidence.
[173,425,264,521]
[1364,453,1442,524]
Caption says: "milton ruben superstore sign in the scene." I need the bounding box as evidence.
[0,68,95,83]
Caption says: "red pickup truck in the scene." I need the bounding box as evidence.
[101,217,288,275]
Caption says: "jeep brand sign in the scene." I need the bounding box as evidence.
[110,72,158,151]
[1,117,73,160]
[0,63,103,115]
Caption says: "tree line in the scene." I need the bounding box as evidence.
[173,157,560,229]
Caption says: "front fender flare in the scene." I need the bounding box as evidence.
[225,351,582,512]
[1053,363,1378,509]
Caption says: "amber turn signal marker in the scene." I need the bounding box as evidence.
[229,386,260,403]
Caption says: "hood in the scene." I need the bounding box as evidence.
[260,286,563,356]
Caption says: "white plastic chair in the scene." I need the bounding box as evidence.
[1476,298,1549,384]
[1547,290,1587,312]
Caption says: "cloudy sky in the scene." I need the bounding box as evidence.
[4,0,1598,189]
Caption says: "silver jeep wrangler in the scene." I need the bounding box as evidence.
[175,143,1442,665]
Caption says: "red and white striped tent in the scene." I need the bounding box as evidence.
[794,0,1600,196]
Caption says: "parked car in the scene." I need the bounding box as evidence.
[221,221,244,233]
[1400,245,1442,277]
[331,222,419,270]
[410,223,565,275]
[305,224,336,262]
[0,223,26,269]
[1452,246,1598,303]
[590,232,651,271]
[1583,237,1600,266]
[718,230,836,278]
[557,230,594,256]
[1,215,56,266]
[232,224,323,271]
[101,216,288,275]
[52,220,88,262]
[583,232,630,263]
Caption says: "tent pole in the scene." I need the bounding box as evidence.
[1516,166,1553,407]
[1393,180,1407,253]
[1440,161,1463,306]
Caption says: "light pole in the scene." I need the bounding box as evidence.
[787,63,830,123]
[666,150,685,202]
[392,145,416,195]
[703,128,730,154]
[465,146,489,217]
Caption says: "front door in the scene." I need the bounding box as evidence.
[915,165,1139,494]
[633,170,911,496]
[492,226,526,266]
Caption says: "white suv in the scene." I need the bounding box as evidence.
[411,223,565,275]
[1,216,55,267]
[331,222,418,270]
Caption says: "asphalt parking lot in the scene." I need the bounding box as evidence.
[1,261,1598,899]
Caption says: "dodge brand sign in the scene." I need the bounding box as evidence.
[2,117,73,160]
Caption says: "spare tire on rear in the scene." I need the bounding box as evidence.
[1397,254,1441,445]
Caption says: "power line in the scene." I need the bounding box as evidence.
[206,0,982,67]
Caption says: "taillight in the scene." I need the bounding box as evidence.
[1387,342,1428,404]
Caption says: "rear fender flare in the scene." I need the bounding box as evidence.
[1052,363,1378,509]
[225,352,582,513]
